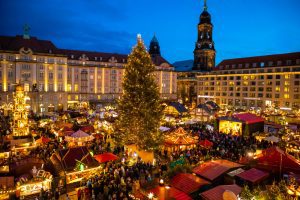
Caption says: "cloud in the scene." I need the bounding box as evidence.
[0,0,134,54]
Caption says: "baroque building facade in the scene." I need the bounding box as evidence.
[0,34,177,113]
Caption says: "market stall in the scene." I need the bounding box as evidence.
[164,127,198,152]
[65,130,94,147]
[218,113,264,137]
[16,170,53,197]
[50,146,101,187]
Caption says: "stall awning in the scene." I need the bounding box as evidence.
[236,168,269,184]
[199,139,213,149]
[200,184,241,200]
[193,160,243,181]
[94,153,118,163]
[234,113,264,124]
[256,147,300,174]
[35,136,51,144]
[171,173,210,194]
[149,186,192,200]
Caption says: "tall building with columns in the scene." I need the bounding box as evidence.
[0,33,177,113]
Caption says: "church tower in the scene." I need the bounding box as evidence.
[149,34,161,56]
[193,0,216,71]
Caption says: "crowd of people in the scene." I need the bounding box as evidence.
[6,117,280,200]
[77,161,156,200]
[158,124,275,167]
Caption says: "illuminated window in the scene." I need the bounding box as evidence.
[266,81,272,85]
[285,75,290,79]
[284,87,289,92]
[284,81,290,86]
[250,75,255,80]
[243,81,248,86]
[243,76,248,80]
[275,87,280,92]
[67,84,72,92]
[284,94,289,99]
[74,84,78,92]
[75,95,79,100]
[24,83,30,92]
[229,82,234,86]
[68,95,71,101]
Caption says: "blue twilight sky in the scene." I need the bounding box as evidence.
[0,0,300,64]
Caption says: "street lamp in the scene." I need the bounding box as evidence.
[159,178,164,186]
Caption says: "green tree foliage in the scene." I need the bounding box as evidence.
[115,35,164,151]
[240,181,293,200]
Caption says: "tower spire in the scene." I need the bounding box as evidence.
[23,24,30,39]
[204,0,207,11]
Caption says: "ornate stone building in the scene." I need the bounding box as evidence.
[0,33,177,113]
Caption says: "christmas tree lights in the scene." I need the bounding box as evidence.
[115,35,164,150]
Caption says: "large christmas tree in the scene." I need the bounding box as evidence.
[115,35,164,150]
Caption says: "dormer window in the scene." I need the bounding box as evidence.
[252,63,257,67]
[286,60,292,65]
[49,49,52,54]
[260,62,264,67]
[71,55,74,59]
[95,57,97,61]
[122,59,125,63]
[100,57,102,61]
